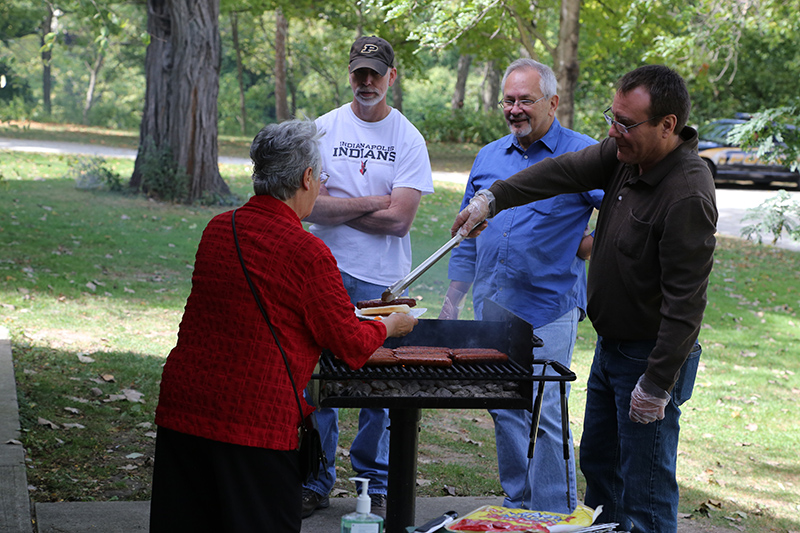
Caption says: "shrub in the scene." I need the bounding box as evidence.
[196,190,243,207]
[68,156,124,192]
[412,105,508,145]
[740,189,800,244]
[136,139,190,202]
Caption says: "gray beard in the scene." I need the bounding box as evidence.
[509,122,532,139]
[354,93,381,107]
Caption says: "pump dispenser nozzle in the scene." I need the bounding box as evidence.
[351,477,372,514]
[341,477,384,532]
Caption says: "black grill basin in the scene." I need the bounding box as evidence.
[309,310,576,533]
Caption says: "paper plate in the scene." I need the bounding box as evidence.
[355,307,427,320]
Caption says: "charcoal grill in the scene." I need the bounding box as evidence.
[311,305,576,533]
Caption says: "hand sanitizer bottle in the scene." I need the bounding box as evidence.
[340,477,384,533]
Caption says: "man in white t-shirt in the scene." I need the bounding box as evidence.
[302,35,434,519]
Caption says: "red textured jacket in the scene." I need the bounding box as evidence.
[155,195,386,450]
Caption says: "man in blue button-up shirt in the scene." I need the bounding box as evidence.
[441,59,603,514]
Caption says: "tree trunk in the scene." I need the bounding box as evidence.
[41,6,53,117]
[392,69,403,114]
[290,80,297,117]
[82,53,104,124]
[131,0,170,192]
[481,61,501,112]
[132,0,230,201]
[451,54,472,110]
[274,8,289,122]
[554,0,581,129]
[230,11,247,135]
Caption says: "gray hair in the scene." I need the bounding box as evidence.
[250,119,323,200]
[501,59,558,98]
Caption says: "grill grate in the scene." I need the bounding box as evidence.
[314,351,536,381]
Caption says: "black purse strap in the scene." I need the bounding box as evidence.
[231,209,308,431]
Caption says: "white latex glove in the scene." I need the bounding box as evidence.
[439,285,469,320]
[629,374,671,424]
[451,190,492,239]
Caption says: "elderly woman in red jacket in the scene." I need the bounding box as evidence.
[149,119,417,533]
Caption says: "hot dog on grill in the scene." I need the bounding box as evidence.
[394,346,451,354]
[394,352,453,367]
[450,348,509,364]
[364,347,399,367]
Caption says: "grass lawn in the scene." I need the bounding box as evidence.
[1,125,799,532]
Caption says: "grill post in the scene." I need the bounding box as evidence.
[386,407,420,533]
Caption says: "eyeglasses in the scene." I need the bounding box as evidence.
[603,106,661,135]
[319,171,330,185]
[498,95,547,110]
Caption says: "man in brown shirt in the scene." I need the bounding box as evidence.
[451,65,717,533]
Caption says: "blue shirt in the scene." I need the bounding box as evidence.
[447,119,604,328]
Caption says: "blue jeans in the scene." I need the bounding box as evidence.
[580,337,701,533]
[489,307,580,514]
[305,272,390,497]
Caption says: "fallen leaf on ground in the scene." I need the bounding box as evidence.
[66,396,89,404]
[122,389,144,402]
[37,418,59,429]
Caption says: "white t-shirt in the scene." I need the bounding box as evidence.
[310,103,434,286]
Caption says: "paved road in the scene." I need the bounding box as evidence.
[2,136,799,251]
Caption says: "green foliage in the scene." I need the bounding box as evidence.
[196,189,244,207]
[0,94,36,122]
[402,64,509,144]
[0,2,147,128]
[412,105,507,144]
[740,190,800,245]
[136,139,190,203]
[665,0,800,124]
[0,56,35,105]
[66,156,124,192]
[0,1,42,42]
[727,103,800,172]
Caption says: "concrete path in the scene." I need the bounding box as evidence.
[0,137,469,185]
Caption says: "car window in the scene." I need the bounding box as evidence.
[698,121,736,146]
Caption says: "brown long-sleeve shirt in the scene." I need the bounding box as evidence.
[488,127,718,392]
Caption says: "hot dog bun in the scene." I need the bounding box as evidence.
[358,304,412,316]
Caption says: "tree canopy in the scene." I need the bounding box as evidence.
[2,0,799,198]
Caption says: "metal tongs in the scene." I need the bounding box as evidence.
[381,216,486,303]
